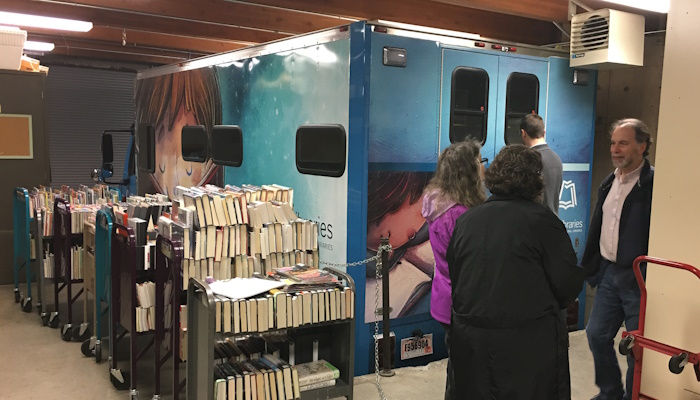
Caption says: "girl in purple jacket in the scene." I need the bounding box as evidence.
[422,139,486,400]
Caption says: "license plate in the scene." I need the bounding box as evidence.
[400,334,433,360]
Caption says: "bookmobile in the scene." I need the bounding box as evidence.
[130,19,597,381]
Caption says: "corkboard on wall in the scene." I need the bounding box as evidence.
[0,114,32,159]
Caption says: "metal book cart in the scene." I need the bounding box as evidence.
[187,267,356,400]
[53,197,88,341]
[109,222,183,400]
[80,209,114,362]
[13,187,35,313]
[619,256,700,400]
[155,234,185,400]
[33,207,51,325]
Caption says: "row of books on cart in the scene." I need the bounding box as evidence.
[40,246,85,280]
[211,334,341,400]
[28,184,121,237]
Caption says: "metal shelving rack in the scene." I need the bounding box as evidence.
[52,197,86,341]
[109,222,183,400]
[187,267,356,400]
[12,187,34,312]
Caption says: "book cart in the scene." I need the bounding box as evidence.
[53,197,88,341]
[33,207,56,326]
[187,267,356,400]
[12,187,35,313]
[109,221,184,400]
[79,209,114,362]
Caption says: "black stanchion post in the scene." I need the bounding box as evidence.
[379,237,395,377]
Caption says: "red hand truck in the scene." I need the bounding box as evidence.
[618,255,700,400]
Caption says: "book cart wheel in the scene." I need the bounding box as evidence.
[20,297,32,313]
[36,302,42,315]
[669,353,689,374]
[618,335,634,356]
[81,338,94,357]
[60,324,73,341]
[73,323,91,342]
[48,312,60,328]
[94,341,102,363]
[14,288,20,303]
[41,313,49,326]
[110,369,131,390]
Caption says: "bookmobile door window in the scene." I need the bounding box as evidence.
[450,67,489,144]
[504,73,539,145]
[296,124,346,177]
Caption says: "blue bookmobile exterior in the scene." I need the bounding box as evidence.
[137,20,597,377]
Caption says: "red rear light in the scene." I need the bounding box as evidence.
[492,44,502,50]
[375,26,388,33]
[475,42,485,48]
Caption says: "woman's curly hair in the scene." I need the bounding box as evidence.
[485,144,544,202]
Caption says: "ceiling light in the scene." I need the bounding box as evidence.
[603,0,670,13]
[24,40,54,52]
[0,11,93,32]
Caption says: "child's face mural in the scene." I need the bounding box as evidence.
[154,103,208,198]
[367,195,426,251]
[136,69,222,198]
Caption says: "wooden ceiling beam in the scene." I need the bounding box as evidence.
[47,46,181,65]
[28,34,201,61]
[26,27,249,54]
[425,0,568,22]
[235,0,560,44]
[3,0,286,44]
[30,0,352,35]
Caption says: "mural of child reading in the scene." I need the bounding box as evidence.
[365,171,435,322]
[135,68,223,198]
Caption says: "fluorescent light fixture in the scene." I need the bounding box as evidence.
[603,0,670,13]
[375,19,480,39]
[24,40,54,52]
[0,11,93,32]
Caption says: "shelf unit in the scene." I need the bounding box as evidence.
[187,267,356,400]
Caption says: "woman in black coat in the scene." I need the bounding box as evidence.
[447,145,583,399]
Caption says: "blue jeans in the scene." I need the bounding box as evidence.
[586,260,643,400]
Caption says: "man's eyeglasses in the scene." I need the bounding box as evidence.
[480,158,488,164]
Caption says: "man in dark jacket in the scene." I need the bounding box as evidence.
[447,145,583,399]
[582,118,654,400]
[520,114,563,216]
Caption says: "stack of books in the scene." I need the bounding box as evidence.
[295,359,340,392]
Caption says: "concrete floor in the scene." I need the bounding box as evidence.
[0,284,627,399]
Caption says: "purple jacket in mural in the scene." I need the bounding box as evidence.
[421,190,468,325]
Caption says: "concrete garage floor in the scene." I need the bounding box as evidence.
[0,284,626,400]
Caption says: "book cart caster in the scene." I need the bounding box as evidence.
[81,337,95,357]
[20,296,32,313]
[41,313,49,326]
[110,369,131,391]
[73,323,91,342]
[48,312,60,328]
[36,301,42,315]
[619,335,634,356]
[94,341,102,363]
[14,288,20,303]
[60,324,73,341]
[669,353,689,374]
